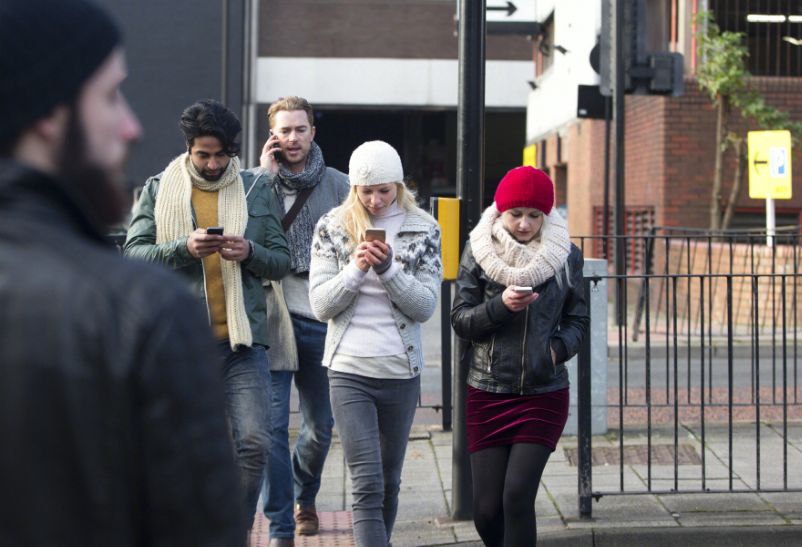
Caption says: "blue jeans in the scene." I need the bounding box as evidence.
[328,370,420,547]
[218,342,272,525]
[262,315,333,538]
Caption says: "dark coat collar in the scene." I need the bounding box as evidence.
[0,159,110,246]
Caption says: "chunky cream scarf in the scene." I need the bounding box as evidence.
[155,153,252,350]
[469,203,571,287]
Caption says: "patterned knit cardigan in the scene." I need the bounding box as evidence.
[309,207,443,374]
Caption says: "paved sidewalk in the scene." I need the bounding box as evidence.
[250,422,802,546]
[250,298,802,545]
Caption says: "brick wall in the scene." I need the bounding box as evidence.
[565,120,608,239]
[543,77,802,253]
[649,78,802,229]
[259,0,533,60]
[651,240,802,332]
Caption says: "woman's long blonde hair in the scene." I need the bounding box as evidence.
[334,182,419,246]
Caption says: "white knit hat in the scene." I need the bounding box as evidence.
[348,140,404,186]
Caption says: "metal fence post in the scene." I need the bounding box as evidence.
[578,276,593,519]
[441,280,452,431]
[451,335,473,520]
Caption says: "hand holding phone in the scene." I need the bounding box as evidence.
[260,131,282,173]
[269,130,284,160]
[188,227,223,259]
[502,285,538,313]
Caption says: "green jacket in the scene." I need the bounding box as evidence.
[123,169,290,347]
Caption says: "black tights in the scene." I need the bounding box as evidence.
[470,443,553,547]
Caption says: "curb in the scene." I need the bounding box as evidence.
[439,525,802,547]
[542,525,802,547]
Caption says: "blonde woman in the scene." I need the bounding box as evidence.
[309,141,442,546]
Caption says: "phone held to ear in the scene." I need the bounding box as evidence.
[268,130,284,161]
[364,228,386,243]
[510,285,534,294]
[206,226,224,236]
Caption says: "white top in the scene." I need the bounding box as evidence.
[330,353,414,379]
[334,202,406,360]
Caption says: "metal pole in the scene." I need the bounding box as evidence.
[578,277,593,518]
[441,281,453,431]
[457,3,486,233]
[221,0,228,105]
[453,0,486,521]
[614,0,627,326]
[603,95,612,261]
[766,196,775,247]
[242,0,260,167]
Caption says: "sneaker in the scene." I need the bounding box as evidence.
[294,504,319,536]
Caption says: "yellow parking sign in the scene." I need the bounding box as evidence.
[748,130,792,199]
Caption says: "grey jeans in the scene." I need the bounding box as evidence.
[328,370,420,547]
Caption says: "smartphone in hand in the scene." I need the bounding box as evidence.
[268,130,284,162]
[510,285,534,294]
[365,228,386,243]
[206,226,224,236]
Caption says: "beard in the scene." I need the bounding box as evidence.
[57,110,132,229]
[201,168,224,181]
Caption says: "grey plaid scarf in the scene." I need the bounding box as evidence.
[274,141,326,273]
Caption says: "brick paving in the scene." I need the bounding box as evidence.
[249,511,355,547]
[607,386,802,425]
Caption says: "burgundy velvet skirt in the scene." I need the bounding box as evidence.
[466,385,570,453]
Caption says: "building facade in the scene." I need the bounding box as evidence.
[527,0,802,252]
[252,0,540,204]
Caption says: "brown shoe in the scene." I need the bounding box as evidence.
[268,539,294,547]
[294,504,319,535]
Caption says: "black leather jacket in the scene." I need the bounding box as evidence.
[451,242,589,395]
[0,161,245,546]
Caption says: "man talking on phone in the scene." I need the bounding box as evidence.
[258,96,348,546]
[124,99,291,528]
[0,1,247,544]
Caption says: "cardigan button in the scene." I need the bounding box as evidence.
[407,345,414,352]
[400,323,406,329]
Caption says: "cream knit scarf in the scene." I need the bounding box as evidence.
[469,203,571,287]
[155,153,252,350]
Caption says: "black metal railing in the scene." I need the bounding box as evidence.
[576,230,802,518]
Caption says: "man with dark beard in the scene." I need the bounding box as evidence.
[124,99,291,528]
[0,0,247,545]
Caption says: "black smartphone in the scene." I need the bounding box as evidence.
[207,226,224,235]
[269,130,284,162]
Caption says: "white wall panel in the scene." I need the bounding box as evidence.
[256,57,533,108]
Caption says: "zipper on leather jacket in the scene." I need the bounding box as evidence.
[520,306,529,394]
[487,334,495,372]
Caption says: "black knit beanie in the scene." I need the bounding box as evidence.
[0,0,121,143]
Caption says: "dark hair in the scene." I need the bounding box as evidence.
[179,99,241,156]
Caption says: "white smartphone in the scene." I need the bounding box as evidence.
[364,228,386,243]
[510,285,534,294]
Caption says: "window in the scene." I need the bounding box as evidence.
[593,206,656,273]
[710,0,802,76]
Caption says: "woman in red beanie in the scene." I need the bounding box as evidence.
[450,166,589,546]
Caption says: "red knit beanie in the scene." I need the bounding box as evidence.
[493,166,554,214]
